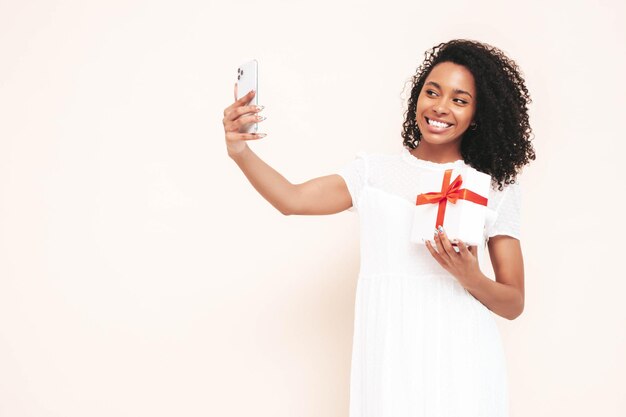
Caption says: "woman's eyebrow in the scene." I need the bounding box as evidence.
[425,81,473,98]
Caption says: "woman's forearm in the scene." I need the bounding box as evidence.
[464,272,524,320]
[229,144,297,215]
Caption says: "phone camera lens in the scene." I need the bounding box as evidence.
[237,75,240,80]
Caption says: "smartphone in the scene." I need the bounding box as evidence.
[236,59,258,134]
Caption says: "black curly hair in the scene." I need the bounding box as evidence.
[401,39,536,190]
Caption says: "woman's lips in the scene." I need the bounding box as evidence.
[423,116,454,133]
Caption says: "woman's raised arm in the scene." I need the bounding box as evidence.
[223,86,352,216]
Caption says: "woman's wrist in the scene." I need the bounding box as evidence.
[461,270,488,292]
[228,142,251,161]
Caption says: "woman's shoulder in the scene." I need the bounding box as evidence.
[487,178,522,210]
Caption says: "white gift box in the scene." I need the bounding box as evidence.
[410,166,492,247]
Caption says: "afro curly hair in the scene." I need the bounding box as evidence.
[401,39,536,190]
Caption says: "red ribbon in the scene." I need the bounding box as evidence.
[416,169,488,229]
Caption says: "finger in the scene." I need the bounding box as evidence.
[225,131,267,142]
[239,89,256,105]
[432,232,450,264]
[224,89,256,116]
[469,245,478,257]
[425,238,438,254]
[457,240,471,258]
[233,113,265,131]
[234,104,264,119]
[436,226,455,258]
[425,240,446,267]
[224,110,265,131]
[243,132,267,140]
[224,104,262,124]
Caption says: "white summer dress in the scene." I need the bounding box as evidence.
[337,146,522,417]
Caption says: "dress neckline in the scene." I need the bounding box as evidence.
[400,146,466,169]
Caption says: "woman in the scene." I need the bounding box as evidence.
[222,39,535,417]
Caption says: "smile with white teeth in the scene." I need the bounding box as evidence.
[426,117,452,128]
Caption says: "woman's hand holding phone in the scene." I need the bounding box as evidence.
[222,84,266,158]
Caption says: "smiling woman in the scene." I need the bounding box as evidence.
[225,38,535,417]
[333,39,535,417]
[402,39,535,191]
[415,62,477,150]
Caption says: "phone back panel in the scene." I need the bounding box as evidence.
[236,59,258,133]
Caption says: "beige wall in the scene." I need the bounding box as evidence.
[1,0,624,415]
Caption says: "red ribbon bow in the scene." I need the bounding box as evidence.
[416,169,488,229]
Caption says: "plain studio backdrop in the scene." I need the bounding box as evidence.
[1,0,624,416]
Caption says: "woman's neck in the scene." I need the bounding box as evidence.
[411,142,463,163]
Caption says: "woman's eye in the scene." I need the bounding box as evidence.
[426,90,467,104]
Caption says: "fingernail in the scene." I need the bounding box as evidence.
[256,133,267,138]
[257,115,266,121]
[434,229,439,236]
[255,105,265,112]
[438,225,444,233]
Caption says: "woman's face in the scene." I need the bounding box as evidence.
[415,61,477,146]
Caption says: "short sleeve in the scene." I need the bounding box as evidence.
[337,151,369,213]
[485,180,522,240]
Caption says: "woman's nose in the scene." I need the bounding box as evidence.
[433,102,449,114]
